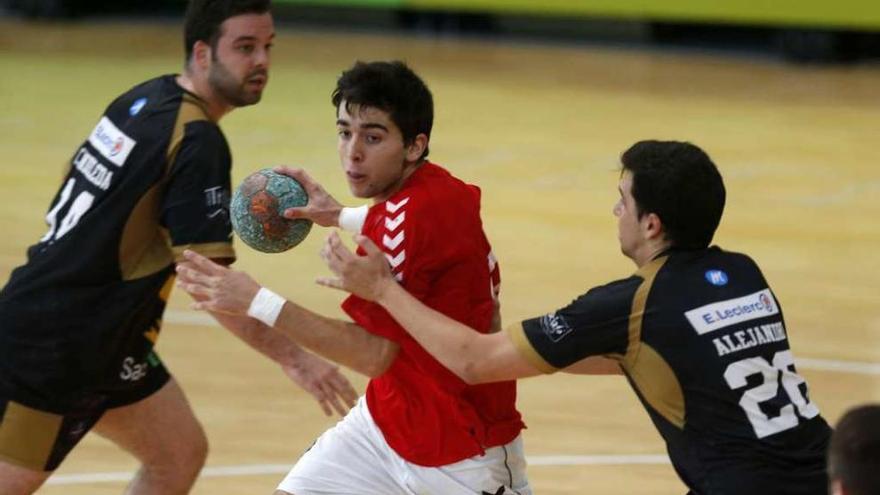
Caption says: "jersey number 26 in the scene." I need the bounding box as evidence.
[723,350,820,439]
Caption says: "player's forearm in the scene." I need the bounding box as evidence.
[209,310,306,366]
[190,286,305,366]
[272,300,397,378]
[375,281,496,383]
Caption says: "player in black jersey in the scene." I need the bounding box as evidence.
[315,140,832,494]
[0,1,355,493]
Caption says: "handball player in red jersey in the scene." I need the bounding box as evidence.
[177,60,531,495]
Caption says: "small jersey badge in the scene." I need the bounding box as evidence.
[129,97,148,116]
[705,269,729,286]
[540,312,573,343]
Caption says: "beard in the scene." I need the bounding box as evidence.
[208,58,266,108]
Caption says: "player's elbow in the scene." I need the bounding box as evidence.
[458,363,482,385]
[363,359,390,378]
[457,355,495,385]
[362,340,399,378]
[456,333,519,385]
[453,336,499,385]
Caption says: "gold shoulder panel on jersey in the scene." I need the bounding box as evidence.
[623,256,668,366]
[165,93,211,176]
[624,343,686,429]
[507,321,558,374]
[118,94,212,281]
[619,255,686,429]
[118,184,174,280]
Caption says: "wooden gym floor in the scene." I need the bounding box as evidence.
[0,18,878,494]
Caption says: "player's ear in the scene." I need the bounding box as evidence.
[192,40,211,71]
[642,212,664,240]
[405,134,428,162]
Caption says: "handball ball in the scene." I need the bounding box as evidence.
[231,169,312,253]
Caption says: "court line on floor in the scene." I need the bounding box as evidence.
[165,311,880,376]
[796,357,880,375]
[46,456,672,485]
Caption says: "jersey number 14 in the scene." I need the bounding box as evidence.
[41,177,95,243]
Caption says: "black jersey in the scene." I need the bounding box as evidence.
[509,247,830,495]
[0,75,235,402]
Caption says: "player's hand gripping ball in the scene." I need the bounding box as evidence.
[231,169,312,253]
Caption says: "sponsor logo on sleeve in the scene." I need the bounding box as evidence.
[540,312,573,342]
[705,269,729,286]
[88,116,137,167]
[204,186,229,220]
[129,97,148,116]
[685,288,779,335]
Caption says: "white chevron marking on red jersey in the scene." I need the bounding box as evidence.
[385,197,410,214]
[384,211,406,232]
[385,251,406,268]
[383,231,404,251]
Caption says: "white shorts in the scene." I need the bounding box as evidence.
[277,397,532,495]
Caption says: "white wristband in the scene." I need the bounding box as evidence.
[339,205,368,233]
[247,287,286,327]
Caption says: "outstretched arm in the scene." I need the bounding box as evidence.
[317,232,539,384]
[318,232,622,383]
[201,306,357,416]
[185,257,357,416]
[177,250,399,379]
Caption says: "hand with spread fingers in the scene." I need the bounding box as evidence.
[317,231,395,302]
[176,249,260,316]
[175,248,358,417]
[274,166,344,227]
[282,352,358,417]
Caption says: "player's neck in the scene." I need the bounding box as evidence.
[371,160,424,204]
[176,74,232,122]
[632,240,672,268]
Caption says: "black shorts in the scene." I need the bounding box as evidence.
[0,315,171,471]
